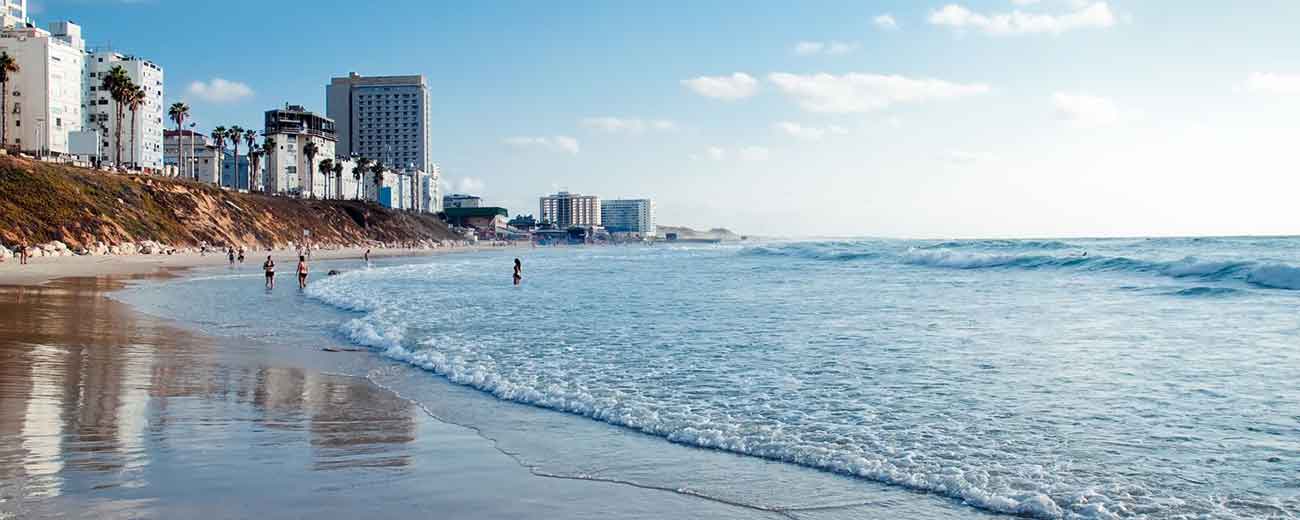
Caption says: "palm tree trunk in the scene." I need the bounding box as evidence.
[1,83,7,149]
[114,105,123,168]
[130,110,137,170]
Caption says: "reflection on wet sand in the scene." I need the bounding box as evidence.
[0,276,415,518]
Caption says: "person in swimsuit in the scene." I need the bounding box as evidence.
[513,258,522,286]
[18,241,28,265]
[364,248,371,264]
[263,256,276,289]
[228,248,235,265]
[297,255,309,289]
[238,248,245,263]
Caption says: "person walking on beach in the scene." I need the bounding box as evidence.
[18,241,28,265]
[513,258,522,286]
[238,247,245,263]
[228,248,235,265]
[297,255,309,289]
[263,256,276,289]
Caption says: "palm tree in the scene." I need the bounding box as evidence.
[352,157,370,200]
[302,141,318,199]
[244,129,258,191]
[211,126,226,185]
[227,125,244,189]
[100,66,132,168]
[371,160,386,206]
[332,161,344,200]
[0,52,20,150]
[126,85,146,170]
[167,102,190,178]
[318,158,334,200]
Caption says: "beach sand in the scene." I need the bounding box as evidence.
[0,258,777,519]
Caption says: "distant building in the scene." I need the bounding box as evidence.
[263,104,336,197]
[221,152,250,191]
[508,214,538,231]
[0,21,85,156]
[540,191,601,228]
[326,72,438,209]
[164,129,220,183]
[444,193,481,208]
[85,50,165,171]
[600,198,655,236]
[445,207,509,238]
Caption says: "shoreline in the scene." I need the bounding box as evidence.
[0,248,791,519]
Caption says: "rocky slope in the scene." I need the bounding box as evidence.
[0,156,459,257]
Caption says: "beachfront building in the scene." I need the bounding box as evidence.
[444,193,481,208]
[444,207,509,239]
[540,191,601,228]
[1,0,27,28]
[220,153,251,191]
[600,198,655,237]
[163,129,220,183]
[262,104,336,197]
[0,21,84,156]
[84,50,165,171]
[326,72,439,210]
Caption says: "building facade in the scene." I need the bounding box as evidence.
[85,50,164,171]
[263,104,336,197]
[540,191,601,228]
[1,0,26,28]
[326,72,438,210]
[600,199,655,236]
[163,129,220,183]
[443,193,481,208]
[0,21,84,155]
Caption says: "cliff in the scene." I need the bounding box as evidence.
[0,156,458,252]
[657,225,744,241]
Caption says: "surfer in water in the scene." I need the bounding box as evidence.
[513,258,522,286]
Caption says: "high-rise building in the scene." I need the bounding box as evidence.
[326,72,438,210]
[263,104,336,197]
[1,0,26,29]
[600,199,655,236]
[84,50,165,171]
[540,191,601,228]
[0,21,84,155]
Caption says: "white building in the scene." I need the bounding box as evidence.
[444,193,481,208]
[85,50,164,171]
[601,199,655,236]
[0,21,84,156]
[326,72,439,210]
[1,1,26,30]
[263,104,336,197]
[540,191,601,228]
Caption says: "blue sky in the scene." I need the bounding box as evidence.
[34,0,1300,237]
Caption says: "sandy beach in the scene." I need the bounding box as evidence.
[0,252,780,520]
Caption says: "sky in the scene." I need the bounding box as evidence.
[32,0,1300,238]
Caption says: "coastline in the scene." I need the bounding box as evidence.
[0,252,789,519]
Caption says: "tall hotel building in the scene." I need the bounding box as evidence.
[540,191,601,228]
[326,72,439,211]
[600,198,655,235]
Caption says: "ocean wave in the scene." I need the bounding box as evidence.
[918,239,1078,251]
[1167,287,1248,298]
[902,250,1300,291]
[740,242,881,262]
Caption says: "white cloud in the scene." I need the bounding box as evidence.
[440,176,486,195]
[580,117,676,133]
[739,146,771,162]
[1011,0,1041,5]
[1052,92,1121,127]
[1242,72,1300,95]
[768,72,991,113]
[503,136,580,154]
[773,121,848,141]
[928,2,1116,35]
[695,146,769,162]
[873,14,899,31]
[793,41,861,56]
[186,78,253,103]
[681,73,759,100]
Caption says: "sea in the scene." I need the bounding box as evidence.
[118,237,1300,519]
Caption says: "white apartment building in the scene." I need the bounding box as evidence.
[163,129,220,183]
[601,199,656,236]
[263,104,336,197]
[326,72,439,210]
[1,0,26,30]
[444,193,481,208]
[540,191,601,228]
[85,51,164,171]
[0,21,84,155]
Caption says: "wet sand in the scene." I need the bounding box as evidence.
[0,273,774,519]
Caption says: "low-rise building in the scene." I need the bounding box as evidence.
[164,129,220,183]
[444,193,481,208]
[444,207,509,238]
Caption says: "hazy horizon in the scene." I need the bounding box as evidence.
[40,0,1300,237]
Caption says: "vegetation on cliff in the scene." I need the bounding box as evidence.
[0,156,457,250]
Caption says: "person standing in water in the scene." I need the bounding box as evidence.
[263,256,276,289]
[297,255,309,289]
[364,248,371,264]
[513,258,522,286]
